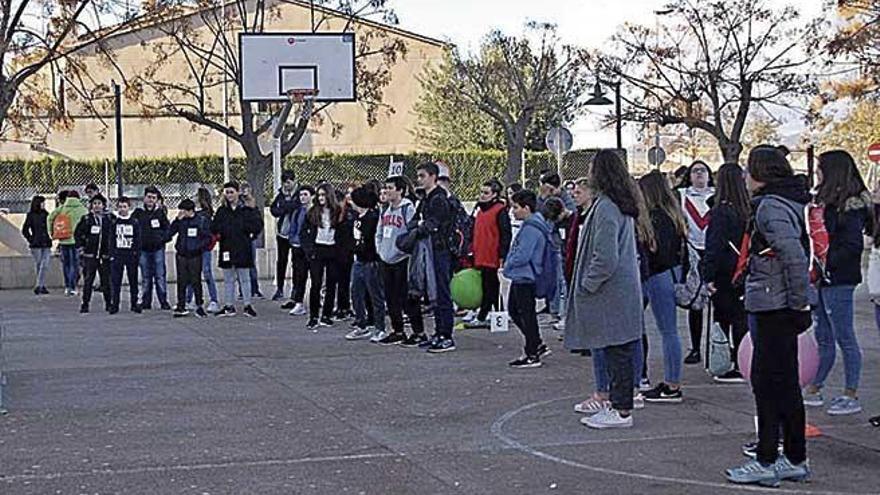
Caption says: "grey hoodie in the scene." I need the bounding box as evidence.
[375,198,415,265]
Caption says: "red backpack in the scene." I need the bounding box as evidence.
[732,199,829,286]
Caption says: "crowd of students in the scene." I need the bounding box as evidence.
[19,145,880,486]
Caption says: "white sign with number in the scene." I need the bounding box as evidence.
[489,311,509,333]
[388,160,404,178]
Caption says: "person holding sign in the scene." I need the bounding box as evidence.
[169,199,212,318]
[133,186,171,310]
[301,183,345,329]
[109,197,141,314]
[211,181,263,318]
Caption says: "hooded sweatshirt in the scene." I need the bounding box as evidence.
[503,212,552,284]
[110,212,141,258]
[376,198,415,265]
[47,197,89,246]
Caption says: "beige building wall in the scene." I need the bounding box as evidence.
[0,0,447,160]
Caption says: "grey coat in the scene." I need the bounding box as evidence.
[744,194,813,312]
[564,195,644,351]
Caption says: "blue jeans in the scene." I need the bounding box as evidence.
[31,247,51,288]
[432,249,454,339]
[549,250,565,315]
[592,338,643,393]
[351,260,386,332]
[249,241,261,295]
[812,285,861,391]
[139,249,168,307]
[60,245,79,290]
[644,270,682,384]
[187,250,218,304]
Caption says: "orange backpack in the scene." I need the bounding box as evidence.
[52,212,73,240]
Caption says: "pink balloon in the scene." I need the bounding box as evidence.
[737,331,820,387]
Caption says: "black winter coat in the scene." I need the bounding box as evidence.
[300,207,343,261]
[415,186,452,253]
[823,193,872,286]
[133,206,171,252]
[22,210,51,248]
[647,208,683,276]
[74,213,111,258]
[353,209,379,262]
[702,202,746,290]
[170,215,212,258]
[270,190,301,237]
[211,203,264,269]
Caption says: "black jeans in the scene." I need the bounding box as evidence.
[290,246,309,303]
[752,311,806,465]
[605,339,638,412]
[275,236,293,295]
[176,254,203,308]
[111,254,139,310]
[309,253,339,320]
[509,282,541,356]
[381,260,424,335]
[335,255,353,313]
[477,267,501,321]
[713,288,748,369]
[81,256,110,307]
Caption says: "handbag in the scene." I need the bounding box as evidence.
[674,241,709,310]
[868,246,880,299]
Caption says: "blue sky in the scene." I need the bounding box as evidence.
[391,0,827,151]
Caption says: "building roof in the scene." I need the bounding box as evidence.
[75,0,451,51]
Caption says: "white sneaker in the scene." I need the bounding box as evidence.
[633,393,645,410]
[289,303,306,316]
[574,396,610,415]
[581,408,633,429]
[70,289,78,296]
[370,329,389,343]
[552,320,566,331]
[462,310,478,323]
[345,327,373,341]
[206,301,220,313]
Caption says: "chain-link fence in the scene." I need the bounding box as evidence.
[0,149,618,212]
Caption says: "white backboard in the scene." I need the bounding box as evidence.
[239,33,356,102]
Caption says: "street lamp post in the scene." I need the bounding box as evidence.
[585,80,622,150]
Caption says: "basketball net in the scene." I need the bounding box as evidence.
[288,88,318,121]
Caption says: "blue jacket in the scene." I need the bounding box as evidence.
[170,215,212,258]
[823,192,872,287]
[289,207,307,247]
[503,213,551,283]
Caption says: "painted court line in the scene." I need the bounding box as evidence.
[490,396,876,495]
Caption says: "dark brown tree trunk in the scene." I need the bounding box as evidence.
[503,123,529,185]
[719,140,744,165]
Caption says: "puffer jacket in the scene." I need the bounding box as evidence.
[822,192,872,287]
[744,178,813,313]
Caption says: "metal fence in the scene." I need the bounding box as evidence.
[0,149,609,212]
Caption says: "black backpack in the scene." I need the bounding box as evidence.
[446,195,473,257]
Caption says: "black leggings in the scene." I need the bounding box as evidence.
[477,267,501,321]
[689,309,703,351]
[309,254,339,320]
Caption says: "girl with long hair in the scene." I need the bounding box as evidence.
[186,187,219,312]
[302,183,344,328]
[679,160,715,365]
[702,163,751,382]
[22,195,51,295]
[638,171,686,402]
[564,150,644,429]
[240,181,263,299]
[803,150,873,416]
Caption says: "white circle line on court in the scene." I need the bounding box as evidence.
[490,395,876,495]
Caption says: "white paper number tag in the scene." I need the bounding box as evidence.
[151,219,160,228]
[222,251,230,262]
[383,226,393,239]
[316,227,335,245]
[90,225,101,234]
[187,228,197,237]
[489,311,510,333]
[353,227,362,241]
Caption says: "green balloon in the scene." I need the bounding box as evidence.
[451,268,483,310]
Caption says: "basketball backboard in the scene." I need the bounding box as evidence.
[239,32,356,102]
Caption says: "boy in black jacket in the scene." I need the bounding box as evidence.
[170,199,212,318]
[74,194,112,314]
[109,197,142,314]
[133,186,171,310]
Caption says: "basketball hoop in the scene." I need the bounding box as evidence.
[288,88,319,119]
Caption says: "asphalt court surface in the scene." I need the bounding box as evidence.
[1,285,879,494]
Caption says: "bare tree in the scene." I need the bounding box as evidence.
[589,0,821,164]
[103,0,406,206]
[426,23,589,183]
[824,0,880,99]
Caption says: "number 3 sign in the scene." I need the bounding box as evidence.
[489,311,509,333]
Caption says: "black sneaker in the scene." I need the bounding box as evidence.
[33,287,40,295]
[307,318,320,329]
[108,306,119,315]
[350,320,368,330]
[742,441,784,459]
[243,305,257,317]
[218,306,237,317]
[714,369,747,384]
[280,300,296,310]
[271,291,285,302]
[400,333,427,347]
[378,332,406,346]
[684,349,701,365]
[39,287,50,295]
[869,415,880,427]
[80,304,89,314]
[253,291,265,300]
[418,334,440,349]
[426,336,456,354]
[131,305,142,314]
[335,309,352,321]
[643,383,683,403]
[160,302,172,311]
[195,307,208,318]
[319,316,334,327]
[537,344,552,358]
[509,355,542,368]
[141,304,152,311]
[173,307,189,318]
